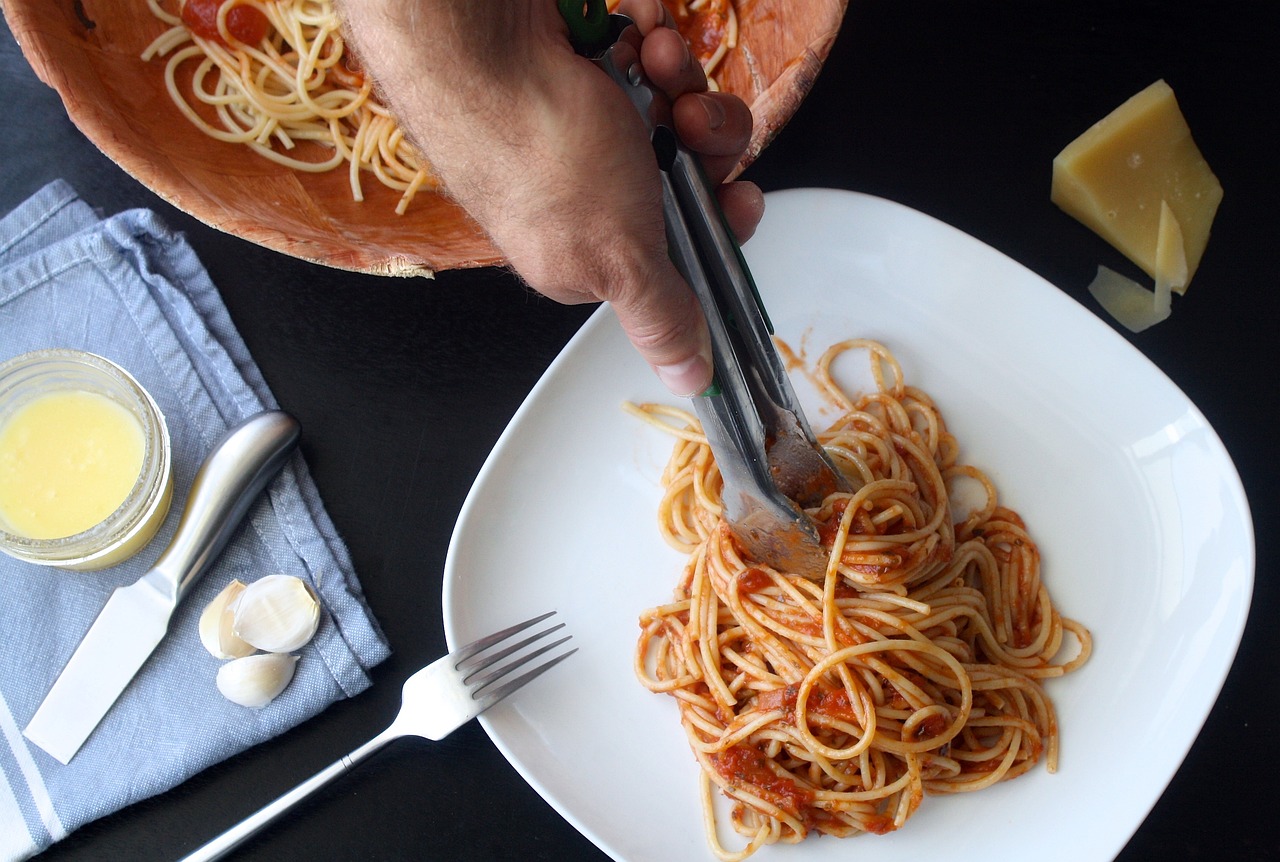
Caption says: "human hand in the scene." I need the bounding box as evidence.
[337,0,763,395]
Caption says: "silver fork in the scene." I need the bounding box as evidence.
[179,611,575,862]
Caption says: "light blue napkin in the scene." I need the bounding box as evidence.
[0,180,391,861]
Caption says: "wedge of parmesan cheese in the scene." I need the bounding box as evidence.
[1052,79,1222,293]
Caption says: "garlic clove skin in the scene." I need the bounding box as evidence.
[198,580,256,660]
[232,574,321,653]
[216,653,299,709]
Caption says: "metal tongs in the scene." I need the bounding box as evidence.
[561,1,850,576]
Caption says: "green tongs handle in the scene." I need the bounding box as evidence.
[558,0,612,55]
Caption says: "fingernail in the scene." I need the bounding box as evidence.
[698,94,725,131]
[655,354,713,397]
[656,0,676,30]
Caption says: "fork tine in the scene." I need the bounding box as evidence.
[473,644,579,713]
[456,622,566,676]
[467,634,573,693]
[450,610,557,665]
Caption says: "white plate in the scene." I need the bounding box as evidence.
[442,189,1254,861]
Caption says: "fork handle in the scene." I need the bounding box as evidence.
[178,728,400,862]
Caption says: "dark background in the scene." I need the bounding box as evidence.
[4,1,1277,859]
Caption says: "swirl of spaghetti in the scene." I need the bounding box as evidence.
[141,0,437,214]
[630,339,1091,860]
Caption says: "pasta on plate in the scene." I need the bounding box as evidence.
[631,339,1091,860]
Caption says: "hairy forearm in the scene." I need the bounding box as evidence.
[334,0,656,274]
[335,1,560,164]
[336,0,526,83]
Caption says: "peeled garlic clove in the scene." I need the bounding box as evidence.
[232,574,320,653]
[198,580,256,660]
[216,653,299,709]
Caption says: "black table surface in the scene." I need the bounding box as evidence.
[4,2,1277,860]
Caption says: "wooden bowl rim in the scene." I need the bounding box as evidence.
[3,0,848,277]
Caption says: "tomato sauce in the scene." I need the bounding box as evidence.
[182,0,269,47]
[907,712,948,741]
[861,814,897,835]
[816,498,850,545]
[711,744,815,815]
[736,568,773,594]
[662,0,731,67]
[755,683,861,724]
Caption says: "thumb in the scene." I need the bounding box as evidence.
[609,262,714,397]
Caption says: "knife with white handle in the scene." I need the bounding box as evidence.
[23,410,301,764]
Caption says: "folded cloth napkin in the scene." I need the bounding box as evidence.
[0,180,391,861]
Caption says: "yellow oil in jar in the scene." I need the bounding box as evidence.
[0,390,145,540]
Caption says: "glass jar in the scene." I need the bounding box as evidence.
[0,349,173,570]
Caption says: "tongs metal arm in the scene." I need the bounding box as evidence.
[566,9,849,576]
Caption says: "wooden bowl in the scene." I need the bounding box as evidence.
[3,0,848,276]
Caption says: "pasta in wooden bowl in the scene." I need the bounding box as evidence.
[3,0,848,276]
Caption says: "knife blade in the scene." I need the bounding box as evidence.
[23,410,301,764]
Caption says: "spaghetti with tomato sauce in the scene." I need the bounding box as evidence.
[142,0,436,214]
[178,0,268,44]
[631,339,1091,860]
[661,0,738,87]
